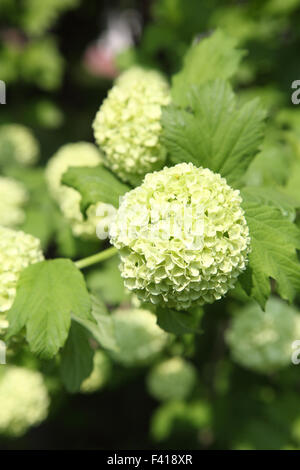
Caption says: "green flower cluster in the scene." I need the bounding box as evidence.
[0,176,28,228]
[46,142,115,239]
[151,399,211,443]
[110,162,250,310]
[21,0,80,36]
[0,366,49,437]
[80,351,111,394]
[110,308,169,366]
[0,124,40,166]
[147,357,196,401]
[0,226,44,312]
[226,297,300,373]
[93,66,170,185]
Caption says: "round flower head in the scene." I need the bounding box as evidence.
[0,124,39,165]
[80,351,111,394]
[93,66,171,185]
[110,162,250,310]
[46,142,116,239]
[0,226,44,312]
[110,308,169,366]
[147,357,197,401]
[151,399,211,442]
[0,176,28,228]
[0,366,49,437]
[226,297,300,373]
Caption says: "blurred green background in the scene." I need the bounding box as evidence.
[1,0,300,450]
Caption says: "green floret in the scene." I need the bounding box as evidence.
[0,124,40,166]
[80,351,111,394]
[0,176,28,228]
[0,226,44,312]
[109,308,169,366]
[147,357,197,401]
[0,366,49,437]
[226,297,300,373]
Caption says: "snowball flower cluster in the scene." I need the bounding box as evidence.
[151,399,211,442]
[0,176,28,228]
[0,226,44,312]
[110,162,251,310]
[110,308,169,366]
[226,297,300,373]
[93,66,171,185]
[147,357,196,401]
[46,142,116,239]
[0,124,39,165]
[0,366,49,437]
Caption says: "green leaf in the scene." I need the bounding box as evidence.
[172,30,245,106]
[241,194,300,309]
[86,257,128,305]
[5,167,56,249]
[242,130,294,188]
[53,209,78,258]
[60,321,94,393]
[90,293,109,317]
[62,165,130,213]
[156,307,202,336]
[7,259,92,358]
[162,79,266,187]
[283,161,300,206]
[241,186,300,221]
[72,295,119,352]
[21,207,55,249]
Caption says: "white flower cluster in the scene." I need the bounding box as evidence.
[147,357,196,401]
[110,162,251,310]
[226,297,300,373]
[0,226,44,312]
[0,176,28,228]
[93,66,170,185]
[0,366,49,437]
[0,124,40,165]
[46,142,115,239]
[110,308,169,366]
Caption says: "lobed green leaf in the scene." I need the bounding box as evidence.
[172,29,245,106]
[7,259,92,358]
[162,79,266,187]
[156,307,202,335]
[60,321,95,393]
[62,165,130,213]
[241,194,300,309]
